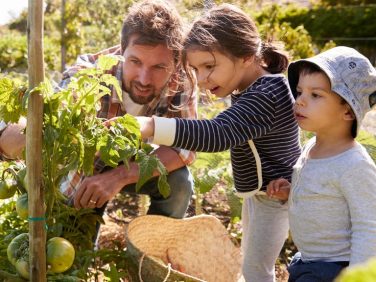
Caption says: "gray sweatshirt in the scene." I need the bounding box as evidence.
[289,138,376,265]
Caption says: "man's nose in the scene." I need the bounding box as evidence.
[138,68,152,85]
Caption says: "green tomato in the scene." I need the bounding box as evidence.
[17,167,27,192]
[7,233,29,272]
[0,178,17,199]
[15,259,30,280]
[16,193,28,220]
[47,237,75,273]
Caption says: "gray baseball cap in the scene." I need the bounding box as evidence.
[288,46,376,137]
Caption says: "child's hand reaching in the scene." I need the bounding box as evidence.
[103,116,155,139]
[266,178,291,201]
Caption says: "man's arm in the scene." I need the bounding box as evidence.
[73,145,185,209]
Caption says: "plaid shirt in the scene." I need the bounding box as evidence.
[60,45,197,198]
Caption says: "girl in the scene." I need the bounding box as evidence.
[129,4,300,281]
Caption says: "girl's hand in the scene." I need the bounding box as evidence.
[266,178,291,201]
[135,116,154,139]
[103,117,120,127]
[103,116,155,139]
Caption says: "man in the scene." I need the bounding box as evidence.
[63,0,197,219]
[1,0,197,219]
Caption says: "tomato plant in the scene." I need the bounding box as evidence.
[0,55,168,280]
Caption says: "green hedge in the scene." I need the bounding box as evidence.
[0,31,60,73]
[255,4,376,61]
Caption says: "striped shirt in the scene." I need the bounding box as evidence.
[154,74,301,193]
[59,45,197,198]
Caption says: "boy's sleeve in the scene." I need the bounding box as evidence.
[340,160,376,265]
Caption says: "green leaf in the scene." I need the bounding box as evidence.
[157,173,170,198]
[0,78,25,122]
[100,74,122,102]
[97,54,122,72]
[135,150,170,197]
[135,150,158,191]
[101,262,126,281]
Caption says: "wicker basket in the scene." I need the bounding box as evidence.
[126,214,242,282]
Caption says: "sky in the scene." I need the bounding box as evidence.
[0,0,28,25]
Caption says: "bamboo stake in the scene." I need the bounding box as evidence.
[27,0,46,281]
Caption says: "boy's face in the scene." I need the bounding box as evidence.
[294,72,351,135]
[122,35,175,104]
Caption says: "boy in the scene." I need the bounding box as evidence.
[267,46,376,282]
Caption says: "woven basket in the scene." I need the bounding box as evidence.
[126,214,242,282]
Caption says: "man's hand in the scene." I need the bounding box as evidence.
[73,163,139,209]
[266,178,291,201]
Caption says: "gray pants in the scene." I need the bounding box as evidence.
[241,194,289,282]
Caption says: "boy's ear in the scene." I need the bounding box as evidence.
[343,105,356,121]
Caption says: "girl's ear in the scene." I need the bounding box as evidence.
[243,55,255,67]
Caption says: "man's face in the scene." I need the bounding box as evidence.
[122,35,175,104]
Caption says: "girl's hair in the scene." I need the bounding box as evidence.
[182,3,289,87]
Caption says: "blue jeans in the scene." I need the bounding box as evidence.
[96,166,194,219]
[288,252,349,282]
[121,165,194,218]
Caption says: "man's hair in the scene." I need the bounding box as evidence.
[120,0,184,65]
[297,61,357,137]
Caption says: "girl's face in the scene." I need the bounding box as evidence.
[294,72,352,136]
[186,49,249,97]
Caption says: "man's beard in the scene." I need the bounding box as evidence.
[127,80,169,105]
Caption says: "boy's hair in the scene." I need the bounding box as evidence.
[120,0,183,65]
[182,3,289,77]
[296,61,357,137]
[288,46,376,138]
